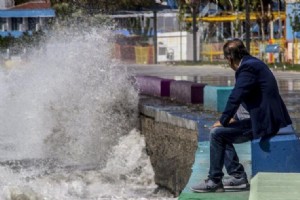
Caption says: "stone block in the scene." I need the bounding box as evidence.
[249,172,300,200]
[170,80,206,104]
[203,86,233,112]
[134,75,173,97]
[251,131,300,177]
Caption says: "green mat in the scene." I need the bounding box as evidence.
[249,172,300,200]
[179,191,250,200]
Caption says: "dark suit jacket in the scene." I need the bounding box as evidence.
[219,55,292,139]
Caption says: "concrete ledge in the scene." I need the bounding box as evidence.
[204,86,233,112]
[141,116,198,196]
[135,75,173,97]
[170,81,206,104]
[139,97,219,196]
[139,101,218,132]
[251,133,300,176]
[139,102,197,130]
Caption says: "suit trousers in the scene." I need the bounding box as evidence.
[208,119,253,182]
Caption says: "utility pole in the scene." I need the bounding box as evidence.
[245,0,251,52]
[192,4,197,63]
[153,11,158,64]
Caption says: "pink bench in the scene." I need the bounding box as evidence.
[170,80,206,104]
[135,75,173,97]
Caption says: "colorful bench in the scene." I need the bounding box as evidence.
[134,75,173,97]
[170,81,206,104]
[203,86,233,112]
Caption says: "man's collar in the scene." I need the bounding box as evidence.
[238,58,244,68]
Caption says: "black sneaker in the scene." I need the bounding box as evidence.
[223,176,250,190]
[190,179,225,193]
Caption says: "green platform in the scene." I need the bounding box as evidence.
[249,173,300,200]
[179,141,251,200]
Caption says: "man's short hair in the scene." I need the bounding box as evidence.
[223,39,250,61]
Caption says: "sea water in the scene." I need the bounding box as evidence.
[0,26,174,199]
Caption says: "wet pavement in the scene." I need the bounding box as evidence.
[129,64,300,134]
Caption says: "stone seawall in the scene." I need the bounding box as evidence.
[139,96,202,196]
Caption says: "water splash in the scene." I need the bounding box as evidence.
[0,26,174,199]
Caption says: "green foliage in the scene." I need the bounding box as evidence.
[0,35,14,49]
[51,0,156,16]
[14,0,29,5]
[0,31,46,55]
[52,2,77,19]
[289,3,300,34]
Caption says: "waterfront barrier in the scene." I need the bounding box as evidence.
[138,95,250,199]
[139,98,199,196]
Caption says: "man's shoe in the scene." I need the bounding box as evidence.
[223,176,250,190]
[190,179,225,193]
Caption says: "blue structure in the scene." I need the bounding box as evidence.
[166,0,178,9]
[0,2,55,38]
[251,130,300,176]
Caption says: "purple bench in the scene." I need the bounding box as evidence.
[134,75,173,97]
[170,80,206,104]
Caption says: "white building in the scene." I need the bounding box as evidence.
[0,0,55,37]
[0,0,14,9]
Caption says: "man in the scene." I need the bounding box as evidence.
[191,39,292,193]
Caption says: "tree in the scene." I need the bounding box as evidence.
[288,1,300,65]
[51,0,157,16]
[177,0,202,62]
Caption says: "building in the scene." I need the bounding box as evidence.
[0,0,55,38]
[0,0,15,9]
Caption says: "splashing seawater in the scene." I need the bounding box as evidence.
[0,27,174,199]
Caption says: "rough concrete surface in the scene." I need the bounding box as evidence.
[140,115,198,196]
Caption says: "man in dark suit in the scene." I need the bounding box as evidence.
[191,39,292,193]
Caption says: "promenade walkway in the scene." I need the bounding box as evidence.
[131,64,300,200]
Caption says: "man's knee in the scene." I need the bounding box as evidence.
[210,127,223,140]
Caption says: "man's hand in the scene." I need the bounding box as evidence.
[229,118,236,124]
[211,118,236,128]
[211,121,222,128]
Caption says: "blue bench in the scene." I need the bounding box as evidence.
[251,125,300,176]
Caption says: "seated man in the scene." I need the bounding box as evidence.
[191,105,252,193]
[191,38,292,193]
